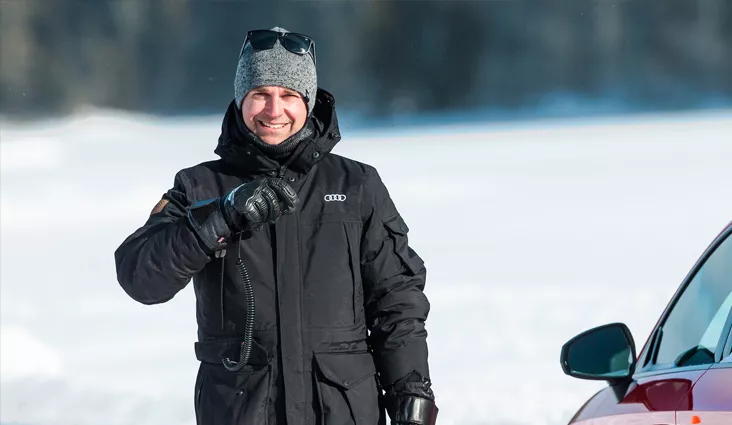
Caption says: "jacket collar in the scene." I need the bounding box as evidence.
[214,88,342,177]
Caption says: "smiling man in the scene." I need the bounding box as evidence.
[115,27,437,425]
[233,29,318,155]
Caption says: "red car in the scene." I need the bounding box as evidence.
[560,221,732,425]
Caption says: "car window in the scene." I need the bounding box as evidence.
[699,291,732,349]
[654,232,732,367]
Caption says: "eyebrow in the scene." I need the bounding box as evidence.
[252,88,301,97]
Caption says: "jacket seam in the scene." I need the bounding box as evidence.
[178,169,194,204]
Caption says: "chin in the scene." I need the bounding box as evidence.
[260,136,287,145]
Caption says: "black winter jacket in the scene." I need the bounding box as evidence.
[115,89,431,425]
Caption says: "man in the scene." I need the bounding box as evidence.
[115,27,438,425]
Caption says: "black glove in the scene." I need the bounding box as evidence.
[385,371,438,425]
[187,178,299,253]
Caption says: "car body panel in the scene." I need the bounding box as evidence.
[675,365,732,425]
[569,369,708,424]
[594,412,674,425]
[676,412,732,425]
[566,221,732,424]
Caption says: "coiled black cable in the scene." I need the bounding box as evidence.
[222,258,255,372]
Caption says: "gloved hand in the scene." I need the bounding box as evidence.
[385,371,438,425]
[187,178,299,253]
[221,178,298,230]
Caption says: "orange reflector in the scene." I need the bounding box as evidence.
[691,416,701,424]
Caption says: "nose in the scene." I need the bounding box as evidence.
[263,95,283,118]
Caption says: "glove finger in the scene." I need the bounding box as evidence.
[266,178,299,215]
[243,196,268,224]
[261,185,282,222]
[254,196,271,222]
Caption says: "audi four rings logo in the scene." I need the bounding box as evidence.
[324,194,347,202]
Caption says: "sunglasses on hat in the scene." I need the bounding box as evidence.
[240,30,317,66]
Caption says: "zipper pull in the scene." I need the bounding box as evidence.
[277,165,288,178]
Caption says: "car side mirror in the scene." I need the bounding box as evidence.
[560,322,636,383]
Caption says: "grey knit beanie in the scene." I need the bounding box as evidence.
[234,27,317,115]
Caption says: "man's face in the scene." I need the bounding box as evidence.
[241,86,308,145]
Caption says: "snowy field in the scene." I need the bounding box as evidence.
[1,109,731,425]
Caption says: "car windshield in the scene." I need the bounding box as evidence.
[654,231,732,367]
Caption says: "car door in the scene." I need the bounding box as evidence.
[675,352,732,425]
[592,223,732,425]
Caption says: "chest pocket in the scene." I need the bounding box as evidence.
[301,213,364,328]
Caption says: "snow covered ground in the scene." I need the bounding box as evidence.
[1,109,731,425]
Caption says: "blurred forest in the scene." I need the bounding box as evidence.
[1,0,730,120]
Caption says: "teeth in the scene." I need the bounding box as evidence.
[260,122,287,129]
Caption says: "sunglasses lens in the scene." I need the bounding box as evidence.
[247,30,279,49]
[283,34,312,55]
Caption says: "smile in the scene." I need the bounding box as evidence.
[259,121,289,129]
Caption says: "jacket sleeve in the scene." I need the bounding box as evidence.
[115,170,210,305]
[361,167,431,389]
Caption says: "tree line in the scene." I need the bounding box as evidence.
[1,0,730,119]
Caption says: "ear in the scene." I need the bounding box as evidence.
[303,90,312,112]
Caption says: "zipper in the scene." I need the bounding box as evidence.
[215,248,227,331]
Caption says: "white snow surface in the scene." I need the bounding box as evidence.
[1,109,731,425]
